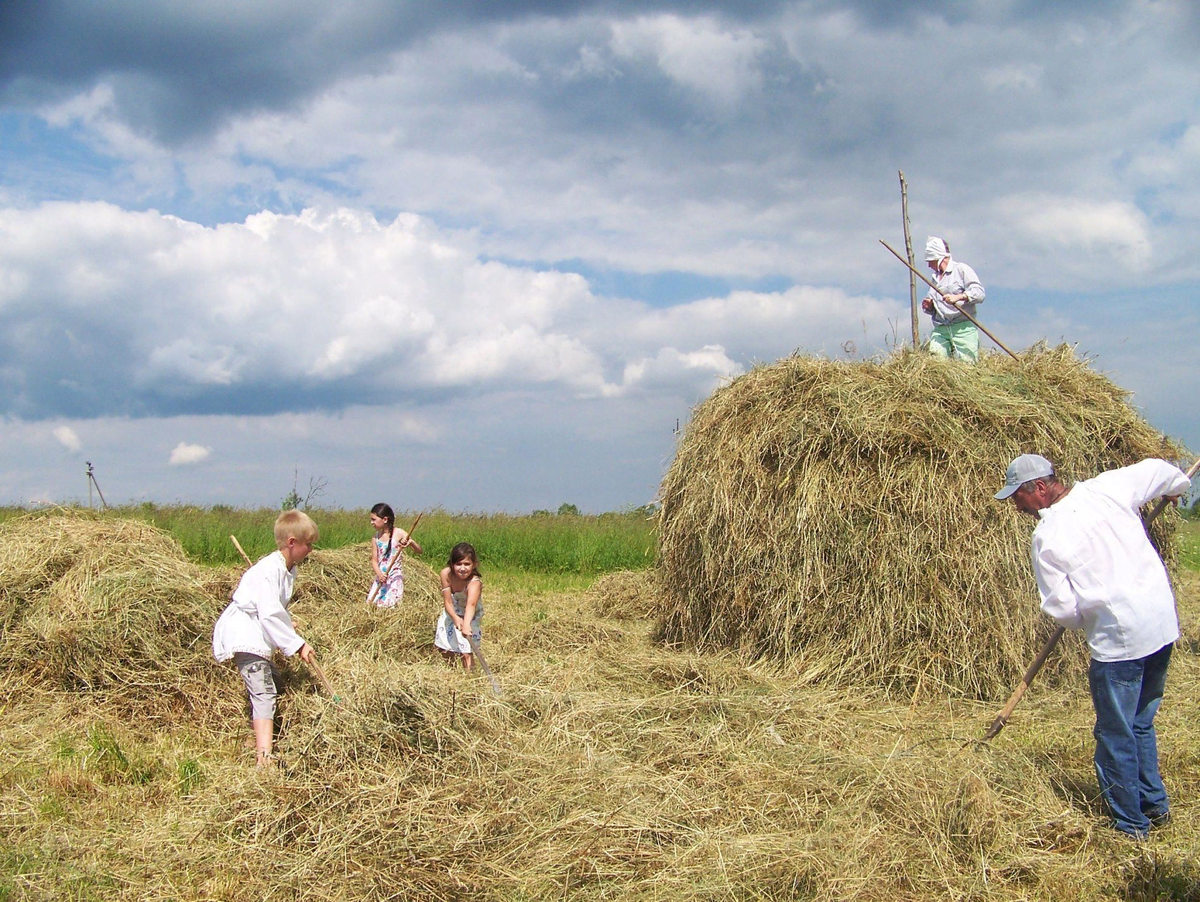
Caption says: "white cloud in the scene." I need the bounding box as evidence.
[0,203,911,421]
[53,425,81,452]
[169,442,211,466]
[611,286,904,361]
[994,195,1153,272]
[610,15,767,110]
[982,64,1043,92]
[22,3,1184,292]
[617,345,742,396]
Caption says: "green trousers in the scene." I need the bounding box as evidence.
[929,321,979,363]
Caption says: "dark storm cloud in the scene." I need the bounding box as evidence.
[0,0,795,143]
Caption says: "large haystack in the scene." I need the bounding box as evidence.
[656,345,1187,697]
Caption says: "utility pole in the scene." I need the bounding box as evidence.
[85,461,109,510]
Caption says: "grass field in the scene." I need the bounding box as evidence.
[3,510,1200,900]
[0,504,657,573]
[1180,518,1200,571]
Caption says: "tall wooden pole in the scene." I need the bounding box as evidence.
[85,462,108,509]
[899,171,919,348]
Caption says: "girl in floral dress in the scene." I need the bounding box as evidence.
[367,503,422,607]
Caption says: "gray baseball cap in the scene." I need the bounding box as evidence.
[995,454,1054,499]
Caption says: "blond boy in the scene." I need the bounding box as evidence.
[212,510,319,767]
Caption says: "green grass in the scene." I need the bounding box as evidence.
[0,505,657,574]
[1180,519,1200,571]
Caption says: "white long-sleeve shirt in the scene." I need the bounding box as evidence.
[923,258,985,326]
[1031,459,1190,662]
[212,550,305,661]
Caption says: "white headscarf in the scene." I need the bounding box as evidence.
[924,236,949,262]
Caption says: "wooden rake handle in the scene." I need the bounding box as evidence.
[981,625,1065,741]
[982,456,1200,741]
[308,659,339,700]
[230,534,254,568]
[466,633,503,698]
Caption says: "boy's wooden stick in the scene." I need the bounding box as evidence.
[308,660,339,700]
[230,534,254,568]
[367,512,423,604]
[229,534,341,703]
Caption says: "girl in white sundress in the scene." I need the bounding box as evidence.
[435,542,483,671]
[367,503,422,607]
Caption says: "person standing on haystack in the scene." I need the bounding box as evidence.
[995,454,1190,838]
[921,236,985,363]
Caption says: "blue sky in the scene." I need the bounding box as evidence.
[1,1,1198,511]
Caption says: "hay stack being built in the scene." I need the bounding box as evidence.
[656,344,1187,697]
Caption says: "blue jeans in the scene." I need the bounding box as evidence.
[1088,643,1172,836]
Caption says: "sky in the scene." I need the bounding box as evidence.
[1,0,1198,513]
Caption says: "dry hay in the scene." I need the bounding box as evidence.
[656,344,1189,698]
[0,511,223,719]
[585,568,658,620]
[4,509,1200,900]
[291,543,443,664]
[8,601,1190,901]
[0,511,443,728]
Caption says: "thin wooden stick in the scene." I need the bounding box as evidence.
[898,171,919,348]
[308,659,339,700]
[981,456,1200,741]
[979,625,1064,741]
[880,239,1019,361]
[230,534,254,567]
[367,512,422,605]
[467,634,503,698]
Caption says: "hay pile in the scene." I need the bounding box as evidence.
[657,345,1188,697]
[0,513,223,716]
[585,569,658,620]
[0,511,443,726]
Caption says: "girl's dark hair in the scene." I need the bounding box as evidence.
[371,502,395,558]
[448,542,481,579]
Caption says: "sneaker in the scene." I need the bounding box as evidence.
[1148,810,1171,829]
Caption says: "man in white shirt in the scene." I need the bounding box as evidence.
[921,236,985,363]
[996,454,1190,837]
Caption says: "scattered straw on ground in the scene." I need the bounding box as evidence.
[585,569,659,620]
[3,509,1199,900]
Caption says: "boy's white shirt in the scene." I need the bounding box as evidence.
[212,550,305,661]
